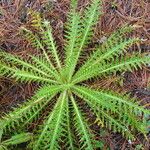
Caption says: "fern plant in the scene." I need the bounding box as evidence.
[0,0,150,149]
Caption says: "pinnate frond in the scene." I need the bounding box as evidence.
[63,97,76,150]
[79,0,102,48]
[0,62,56,84]
[63,11,81,81]
[21,27,56,69]
[78,37,139,74]
[0,85,62,133]
[0,51,49,76]
[0,51,59,83]
[72,85,149,137]
[71,94,99,150]
[30,55,61,81]
[73,53,150,83]
[64,0,102,81]
[33,91,67,150]
[73,25,140,82]
[101,25,136,53]
[41,21,62,69]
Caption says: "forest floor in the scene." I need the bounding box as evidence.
[0,0,150,149]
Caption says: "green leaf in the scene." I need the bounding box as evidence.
[30,55,61,81]
[63,11,81,81]
[77,38,139,75]
[2,133,32,146]
[21,27,56,70]
[72,85,149,136]
[33,91,67,150]
[70,94,94,150]
[73,54,150,83]
[64,0,102,81]
[64,97,76,150]
[42,21,62,69]
[0,85,62,132]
